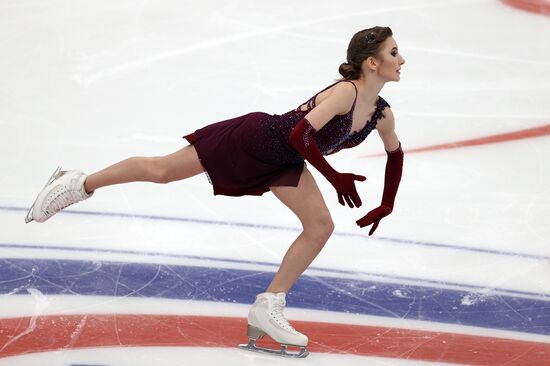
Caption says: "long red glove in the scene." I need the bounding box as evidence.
[356,143,403,235]
[289,118,366,208]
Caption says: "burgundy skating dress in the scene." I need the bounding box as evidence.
[183,80,390,197]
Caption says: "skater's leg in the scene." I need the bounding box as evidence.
[268,166,334,294]
[27,144,204,223]
[85,145,204,192]
[239,167,329,356]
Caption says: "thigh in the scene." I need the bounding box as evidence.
[270,166,332,227]
[160,144,205,181]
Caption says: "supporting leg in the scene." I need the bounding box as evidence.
[239,167,334,358]
[268,166,335,293]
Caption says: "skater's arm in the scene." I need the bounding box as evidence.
[355,107,403,235]
[288,83,365,208]
[303,81,356,131]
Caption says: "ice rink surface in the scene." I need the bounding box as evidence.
[1,0,550,364]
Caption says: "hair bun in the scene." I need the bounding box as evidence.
[338,62,359,80]
[338,26,393,80]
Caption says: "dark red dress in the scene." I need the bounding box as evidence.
[183,80,390,197]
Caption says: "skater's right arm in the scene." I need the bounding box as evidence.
[302,81,356,131]
[289,83,365,208]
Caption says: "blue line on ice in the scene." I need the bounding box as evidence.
[2,205,548,261]
[2,258,549,335]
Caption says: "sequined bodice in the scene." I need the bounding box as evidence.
[246,81,390,167]
[272,80,390,156]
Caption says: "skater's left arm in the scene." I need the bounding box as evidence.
[355,107,404,235]
[376,107,400,152]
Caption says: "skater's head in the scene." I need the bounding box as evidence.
[339,26,405,82]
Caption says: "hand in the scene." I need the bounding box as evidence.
[356,205,392,235]
[331,173,366,208]
[288,119,367,208]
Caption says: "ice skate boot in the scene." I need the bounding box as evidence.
[238,292,309,358]
[25,167,93,223]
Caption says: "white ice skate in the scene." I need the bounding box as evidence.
[238,292,309,358]
[25,167,93,223]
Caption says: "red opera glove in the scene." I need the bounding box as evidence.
[356,143,403,235]
[356,205,392,235]
[289,118,366,208]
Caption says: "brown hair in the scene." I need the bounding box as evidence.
[338,26,393,80]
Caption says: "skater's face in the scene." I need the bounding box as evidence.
[365,37,405,82]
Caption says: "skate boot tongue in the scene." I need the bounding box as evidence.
[274,292,286,306]
[270,294,298,335]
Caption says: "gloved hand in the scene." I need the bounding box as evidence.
[356,143,404,235]
[289,118,366,208]
[331,173,366,208]
[356,205,392,235]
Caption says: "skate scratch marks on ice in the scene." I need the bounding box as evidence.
[307,275,402,318]
[64,315,88,350]
[0,288,49,353]
[72,0,478,87]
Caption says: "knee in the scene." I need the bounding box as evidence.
[304,211,335,243]
[146,157,174,184]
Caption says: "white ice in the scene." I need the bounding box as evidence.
[1,0,550,364]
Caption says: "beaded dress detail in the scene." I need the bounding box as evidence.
[183,80,390,197]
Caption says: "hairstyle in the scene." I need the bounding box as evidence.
[338,26,393,80]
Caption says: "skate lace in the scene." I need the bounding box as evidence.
[44,185,82,215]
[271,299,299,334]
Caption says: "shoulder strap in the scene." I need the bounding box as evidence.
[340,80,358,109]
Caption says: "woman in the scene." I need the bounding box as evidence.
[26,26,405,358]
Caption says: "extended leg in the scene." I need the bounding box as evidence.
[26,144,203,223]
[85,145,204,192]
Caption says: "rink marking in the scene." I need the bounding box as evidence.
[3,295,550,345]
[2,205,548,262]
[501,0,550,15]
[1,258,549,335]
[1,258,549,364]
[0,314,549,364]
[0,243,549,301]
[363,123,550,157]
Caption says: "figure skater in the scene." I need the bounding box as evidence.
[26,26,405,358]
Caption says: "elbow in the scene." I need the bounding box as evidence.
[288,128,300,150]
[288,118,316,153]
[288,130,305,155]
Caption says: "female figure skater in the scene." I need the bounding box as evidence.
[26,26,405,358]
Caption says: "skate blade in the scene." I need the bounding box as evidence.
[25,166,63,224]
[238,340,309,358]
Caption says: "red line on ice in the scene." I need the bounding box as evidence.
[363,124,550,157]
[501,0,550,16]
[1,314,549,364]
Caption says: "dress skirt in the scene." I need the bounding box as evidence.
[183,112,305,197]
